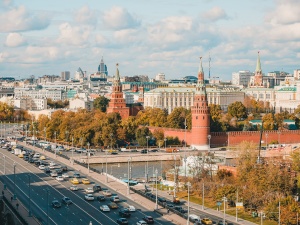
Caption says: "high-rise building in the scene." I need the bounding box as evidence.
[232,71,253,87]
[61,71,70,81]
[98,57,108,75]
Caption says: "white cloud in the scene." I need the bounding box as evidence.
[57,22,91,46]
[95,34,108,45]
[102,6,140,30]
[147,16,193,48]
[25,46,59,63]
[201,7,229,22]
[5,33,26,47]
[74,5,97,26]
[113,29,140,44]
[265,0,300,25]
[0,5,51,32]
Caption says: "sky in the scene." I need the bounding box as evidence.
[0,0,300,81]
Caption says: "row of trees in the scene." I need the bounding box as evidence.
[182,141,300,224]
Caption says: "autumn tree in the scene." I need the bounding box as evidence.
[228,101,247,120]
[166,107,189,129]
[136,107,167,127]
[209,104,223,132]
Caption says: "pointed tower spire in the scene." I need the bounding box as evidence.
[256,51,262,73]
[115,63,120,81]
[198,56,204,82]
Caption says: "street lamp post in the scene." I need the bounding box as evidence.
[54,131,57,158]
[186,182,191,225]
[105,150,108,183]
[146,136,150,183]
[87,142,90,173]
[27,174,32,217]
[71,137,74,165]
[223,196,227,225]
[155,168,158,210]
[127,158,131,195]
[13,162,16,200]
[164,138,167,150]
[207,135,211,152]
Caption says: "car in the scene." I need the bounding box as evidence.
[81,178,91,184]
[62,197,72,205]
[100,205,110,212]
[44,167,51,173]
[150,149,158,152]
[107,202,118,209]
[218,221,228,225]
[127,205,136,212]
[61,165,68,171]
[85,187,94,193]
[23,156,29,161]
[143,216,154,224]
[140,149,148,154]
[70,178,79,184]
[119,208,131,218]
[93,184,102,192]
[97,195,106,201]
[117,218,128,225]
[51,200,61,208]
[56,176,64,181]
[174,206,183,211]
[189,214,201,223]
[110,195,120,202]
[62,173,69,178]
[70,185,78,191]
[18,154,24,158]
[84,194,94,201]
[166,203,174,208]
[73,172,80,178]
[102,190,112,196]
[39,165,46,170]
[201,218,213,225]
[50,171,58,177]
[158,197,166,203]
[136,221,147,225]
[40,155,46,160]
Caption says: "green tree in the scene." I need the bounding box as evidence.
[93,96,110,112]
[166,107,189,129]
[209,104,223,132]
[136,126,152,146]
[228,101,247,120]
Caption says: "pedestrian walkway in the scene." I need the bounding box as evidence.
[0,182,40,225]
[19,142,257,225]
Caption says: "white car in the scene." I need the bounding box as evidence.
[102,190,112,196]
[84,194,94,201]
[39,165,45,170]
[100,205,110,212]
[49,161,56,167]
[56,176,64,181]
[85,187,94,193]
[50,171,58,177]
[62,173,69,178]
[70,185,78,191]
[136,221,147,225]
[127,205,136,212]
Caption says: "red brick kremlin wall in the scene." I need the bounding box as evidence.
[148,126,300,148]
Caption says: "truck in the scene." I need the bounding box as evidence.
[14,148,22,156]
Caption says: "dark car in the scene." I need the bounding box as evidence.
[116,218,128,225]
[62,197,72,205]
[119,209,131,218]
[28,158,35,163]
[44,167,51,173]
[143,216,154,224]
[51,200,61,208]
[158,197,166,203]
[93,184,102,192]
[140,149,148,154]
[61,166,68,171]
[174,206,183,212]
[23,156,29,161]
[97,195,106,201]
[150,149,158,152]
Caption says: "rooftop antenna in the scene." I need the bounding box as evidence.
[208,53,211,79]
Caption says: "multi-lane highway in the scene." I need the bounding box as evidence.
[0,146,177,225]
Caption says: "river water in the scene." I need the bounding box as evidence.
[90,160,178,181]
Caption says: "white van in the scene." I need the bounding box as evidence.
[189,214,201,223]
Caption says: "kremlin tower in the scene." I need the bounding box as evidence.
[106,63,129,119]
[191,57,210,150]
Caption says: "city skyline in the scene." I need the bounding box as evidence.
[0,0,300,80]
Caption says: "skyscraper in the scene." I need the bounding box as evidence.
[98,57,108,75]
